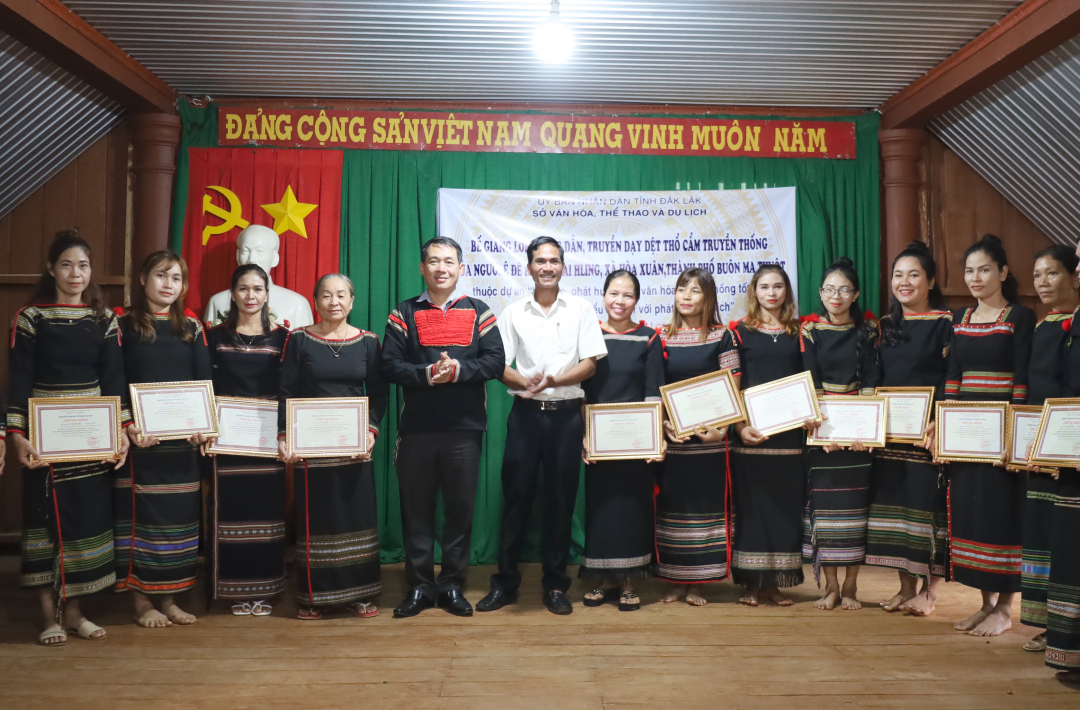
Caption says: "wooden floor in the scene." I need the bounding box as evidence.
[1,557,1076,710]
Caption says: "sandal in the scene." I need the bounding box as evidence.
[231,602,253,616]
[1023,633,1047,652]
[38,624,67,647]
[619,591,641,612]
[349,601,379,618]
[583,588,618,607]
[250,600,272,617]
[297,606,324,620]
[68,619,107,640]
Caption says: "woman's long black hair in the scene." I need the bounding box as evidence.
[818,257,870,381]
[222,264,273,335]
[964,233,1019,303]
[881,241,948,347]
[29,229,107,316]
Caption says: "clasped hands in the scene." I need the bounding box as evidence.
[431,351,460,385]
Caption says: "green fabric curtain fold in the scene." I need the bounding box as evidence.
[170,108,881,565]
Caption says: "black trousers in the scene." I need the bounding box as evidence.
[396,430,483,599]
[491,398,584,594]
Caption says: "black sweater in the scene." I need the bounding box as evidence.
[382,294,504,434]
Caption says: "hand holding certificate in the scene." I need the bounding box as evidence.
[285,397,371,460]
[1030,398,1080,468]
[28,396,124,464]
[741,371,821,437]
[585,402,664,461]
[934,401,1007,464]
[806,396,888,448]
[129,380,218,443]
[206,397,280,458]
[659,369,744,439]
[1006,405,1054,473]
[876,387,934,444]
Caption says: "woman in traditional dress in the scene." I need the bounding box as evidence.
[206,264,290,616]
[1018,246,1078,653]
[580,270,665,611]
[654,268,736,606]
[731,264,814,606]
[278,274,387,620]
[801,257,880,611]
[116,251,212,628]
[946,234,1035,637]
[8,230,129,645]
[865,241,951,617]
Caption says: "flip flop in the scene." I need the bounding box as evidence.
[349,601,379,618]
[231,602,253,616]
[68,619,107,640]
[582,588,618,607]
[1023,634,1047,652]
[250,601,272,617]
[618,591,641,612]
[38,624,67,647]
[297,607,324,620]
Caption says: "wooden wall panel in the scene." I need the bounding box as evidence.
[0,122,130,541]
[926,135,1054,317]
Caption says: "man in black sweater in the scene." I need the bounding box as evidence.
[382,237,505,617]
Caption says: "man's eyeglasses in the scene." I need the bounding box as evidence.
[819,286,855,298]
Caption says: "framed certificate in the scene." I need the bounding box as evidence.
[806,396,888,448]
[28,396,123,463]
[1030,398,1080,468]
[1006,404,1054,472]
[585,401,664,461]
[129,380,218,441]
[286,397,370,458]
[659,369,745,438]
[876,386,935,444]
[934,401,1007,464]
[206,397,280,458]
[741,371,821,437]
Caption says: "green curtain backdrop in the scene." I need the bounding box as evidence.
[170,107,880,565]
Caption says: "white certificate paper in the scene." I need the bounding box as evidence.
[287,398,369,457]
[807,397,887,448]
[743,371,819,436]
[1032,401,1080,465]
[1009,409,1043,467]
[208,397,280,457]
[877,388,933,441]
[936,404,1006,462]
[31,397,122,462]
[587,403,663,460]
[131,381,217,440]
[660,370,744,437]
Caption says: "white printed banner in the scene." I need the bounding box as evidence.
[436,187,797,325]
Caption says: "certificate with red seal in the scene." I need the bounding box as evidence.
[806,396,887,448]
[934,401,1007,464]
[206,397,280,458]
[585,401,664,461]
[1030,398,1080,468]
[28,396,123,463]
[129,380,218,441]
[742,371,821,437]
[285,397,370,458]
[659,369,745,439]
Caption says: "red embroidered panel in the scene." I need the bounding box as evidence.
[415,308,476,347]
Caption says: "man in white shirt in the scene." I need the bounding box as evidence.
[476,237,608,615]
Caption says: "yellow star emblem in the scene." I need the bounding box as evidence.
[261,186,317,238]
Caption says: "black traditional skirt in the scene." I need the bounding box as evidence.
[210,455,287,601]
[866,444,948,579]
[579,458,655,585]
[802,448,871,583]
[948,463,1024,593]
[295,457,381,607]
[654,438,729,583]
[1021,473,1058,628]
[1046,469,1080,672]
[113,441,201,595]
[21,462,115,599]
[730,429,805,589]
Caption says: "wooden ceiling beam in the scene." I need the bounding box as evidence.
[879,0,1080,130]
[0,0,177,114]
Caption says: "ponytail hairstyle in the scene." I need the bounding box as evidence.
[819,256,870,382]
[128,251,194,343]
[964,233,1019,303]
[665,268,720,343]
[29,229,106,316]
[881,241,948,347]
[743,263,799,337]
[222,264,272,336]
[1033,244,1080,277]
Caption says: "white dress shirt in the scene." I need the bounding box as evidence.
[498,290,608,401]
[417,287,464,311]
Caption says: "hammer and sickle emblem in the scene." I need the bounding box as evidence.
[201,186,251,245]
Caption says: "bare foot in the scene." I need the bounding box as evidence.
[900,592,935,617]
[136,609,172,628]
[840,582,861,610]
[880,591,915,612]
[814,590,840,610]
[660,585,687,603]
[764,587,794,607]
[969,609,1011,637]
[954,606,992,632]
[162,602,196,625]
[739,588,759,606]
[685,589,708,607]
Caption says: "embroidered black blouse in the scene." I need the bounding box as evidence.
[583,323,665,404]
[944,305,1035,403]
[800,314,881,396]
[207,323,289,399]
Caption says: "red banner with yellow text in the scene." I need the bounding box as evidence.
[218,108,856,159]
[181,148,342,318]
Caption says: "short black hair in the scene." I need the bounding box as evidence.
[421,236,462,263]
[604,269,640,299]
[526,236,564,263]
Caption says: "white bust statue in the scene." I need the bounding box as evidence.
[204,224,315,329]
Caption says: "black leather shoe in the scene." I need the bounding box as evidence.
[476,588,517,612]
[543,589,573,615]
[393,588,434,618]
[437,589,474,617]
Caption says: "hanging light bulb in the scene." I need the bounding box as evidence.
[534,0,574,64]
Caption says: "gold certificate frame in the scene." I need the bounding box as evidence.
[806,396,888,448]
[934,401,1007,464]
[741,370,821,437]
[206,397,281,459]
[584,401,665,461]
[129,380,219,441]
[28,396,123,464]
[659,369,745,439]
[1006,404,1055,473]
[875,386,935,444]
[286,397,370,458]
[1030,398,1080,468]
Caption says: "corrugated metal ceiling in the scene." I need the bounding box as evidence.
[63,0,1023,108]
[0,31,125,219]
[929,37,1080,247]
